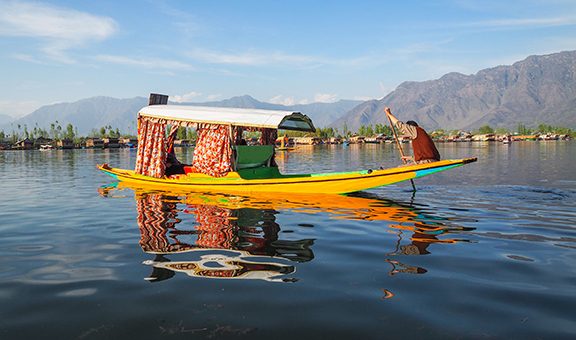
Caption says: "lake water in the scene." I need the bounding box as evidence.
[1,142,575,339]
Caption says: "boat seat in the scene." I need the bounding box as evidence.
[233,145,275,170]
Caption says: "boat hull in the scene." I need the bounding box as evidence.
[98,158,477,194]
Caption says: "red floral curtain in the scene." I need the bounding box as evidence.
[135,118,167,178]
[189,124,232,177]
[166,125,179,153]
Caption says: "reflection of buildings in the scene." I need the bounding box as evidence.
[134,193,314,282]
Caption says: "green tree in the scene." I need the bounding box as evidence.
[517,123,532,135]
[186,128,197,141]
[537,124,553,133]
[365,125,374,137]
[315,127,336,138]
[177,126,187,140]
[64,123,75,140]
[478,125,494,134]
[342,122,350,137]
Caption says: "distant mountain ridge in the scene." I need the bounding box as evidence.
[3,96,148,136]
[2,95,361,136]
[0,113,12,126]
[2,50,575,136]
[332,50,576,132]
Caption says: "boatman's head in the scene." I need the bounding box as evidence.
[406,120,419,127]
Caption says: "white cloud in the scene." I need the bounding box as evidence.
[354,95,377,102]
[269,94,339,106]
[268,95,296,106]
[205,94,223,101]
[94,55,195,71]
[170,92,223,103]
[313,93,338,103]
[188,48,323,66]
[11,53,46,64]
[0,99,41,118]
[171,91,202,103]
[465,16,576,29]
[0,1,117,63]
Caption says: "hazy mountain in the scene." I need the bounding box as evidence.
[0,114,13,127]
[332,50,576,132]
[3,96,147,136]
[1,95,360,136]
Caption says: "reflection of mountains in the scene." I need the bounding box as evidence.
[100,183,475,282]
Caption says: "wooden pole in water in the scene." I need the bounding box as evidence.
[385,107,417,192]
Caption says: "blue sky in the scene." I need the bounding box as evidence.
[1,0,575,117]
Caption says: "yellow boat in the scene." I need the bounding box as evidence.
[98,95,477,194]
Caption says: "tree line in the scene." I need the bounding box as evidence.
[2,121,574,144]
[472,123,574,136]
[0,122,134,144]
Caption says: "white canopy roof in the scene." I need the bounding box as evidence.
[138,105,316,132]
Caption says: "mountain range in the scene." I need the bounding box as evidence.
[1,95,361,136]
[2,50,575,136]
[333,50,576,132]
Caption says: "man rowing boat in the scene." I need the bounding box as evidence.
[385,107,440,164]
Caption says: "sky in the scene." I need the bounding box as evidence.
[1,0,575,118]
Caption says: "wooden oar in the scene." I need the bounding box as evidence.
[385,107,417,192]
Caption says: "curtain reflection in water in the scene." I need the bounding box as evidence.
[135,193,313,282]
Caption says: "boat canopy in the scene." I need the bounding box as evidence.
[138,105,316,132]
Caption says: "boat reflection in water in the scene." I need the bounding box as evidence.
[99,183,474,282]
[133,192,312,283]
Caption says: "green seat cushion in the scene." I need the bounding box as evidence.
[234,145,275,169]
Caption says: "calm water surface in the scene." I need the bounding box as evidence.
[1,142,575,339]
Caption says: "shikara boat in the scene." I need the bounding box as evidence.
[98,99,476,194]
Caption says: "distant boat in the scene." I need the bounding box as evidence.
[275,146,295,151]
[39,144,54,151]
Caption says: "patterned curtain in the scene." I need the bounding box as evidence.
[189,124,232,177]
[166,125,179,153]
[135,118,167,178]
[260,128,278,145]
[232,126,244,145]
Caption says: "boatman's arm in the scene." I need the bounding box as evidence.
[385,107,399,126]
[385,108,417,138]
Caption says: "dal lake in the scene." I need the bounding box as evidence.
[0,141,575,339]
